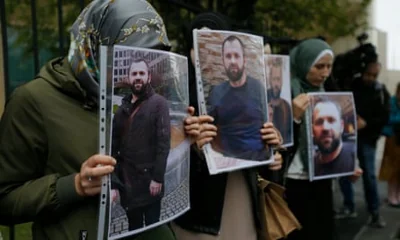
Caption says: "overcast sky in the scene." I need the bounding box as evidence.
[374,0,400,70]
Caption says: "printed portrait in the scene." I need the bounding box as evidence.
[265,54,293,147]
[107,46,190,239]
[193,29,273,174]
[308,92,357,180]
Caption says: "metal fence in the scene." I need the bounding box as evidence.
[0,0,80,235]
[0,0,292,98]
[0,0,219,99]
[1,0,86,98]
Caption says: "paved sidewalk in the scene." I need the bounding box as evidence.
[353,204,400,240]
[334,138,400,240]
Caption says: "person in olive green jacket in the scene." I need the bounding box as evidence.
[0,1,207,239]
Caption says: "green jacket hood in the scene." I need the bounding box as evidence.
[37,57,87,102]
[289,38,332,81]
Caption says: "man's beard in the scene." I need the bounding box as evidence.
[226,65,244,82]
[316,134,341,154]
[131,81,148,95]
[270,87,281,100]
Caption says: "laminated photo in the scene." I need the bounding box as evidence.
[193,29,273,175]
[99,45,190,239]
[307,92,357,181]
[264,54,293,147]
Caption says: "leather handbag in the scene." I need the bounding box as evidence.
[257,176,301,240]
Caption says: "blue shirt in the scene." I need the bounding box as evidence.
[207,76,268,160]
[382,96,400,137]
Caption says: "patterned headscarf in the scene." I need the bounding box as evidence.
[67,0,171,102]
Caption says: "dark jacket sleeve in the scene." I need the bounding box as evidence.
[259,119,300,185]
[259,80,268,123]
[284,101,294,142]
[258,164,274,181]
[152,97,171,183]
[111,110,122,158]
[206,86,218,120]
[0,86,83,224]
[284,121,301,154]
[280,121,301,178]
[110,109,125,191]
[364,85,390,137]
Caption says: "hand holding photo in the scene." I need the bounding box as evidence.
[193,29,274,174]
[99,45,191,239]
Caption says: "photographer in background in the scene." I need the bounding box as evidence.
[325,33,378,91]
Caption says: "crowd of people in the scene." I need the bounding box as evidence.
[0,1,398,240]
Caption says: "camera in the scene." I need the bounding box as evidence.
[329,33,378,90]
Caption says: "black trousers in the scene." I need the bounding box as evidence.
[285,178,336,240]
[126,200,162,231]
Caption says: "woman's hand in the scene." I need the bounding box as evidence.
[196,115,217,149]
[149,180,163,196]
[261,122,282,146]
[111,189,119,203]
[357,115,367,130]
[75,154,116,197]
[268,152,283,171]
[349,167,363,182]
[184,107,216,147]
[292,93,310,121]
[184,107,201,142]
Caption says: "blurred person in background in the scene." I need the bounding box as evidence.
[379,82,400,207]
[284,38,336,240]
[336,61,390,228]
[284,38,362,240]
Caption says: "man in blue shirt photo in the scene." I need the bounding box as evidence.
[207,35,270,161]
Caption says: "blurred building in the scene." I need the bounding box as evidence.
[331,0,400,95]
